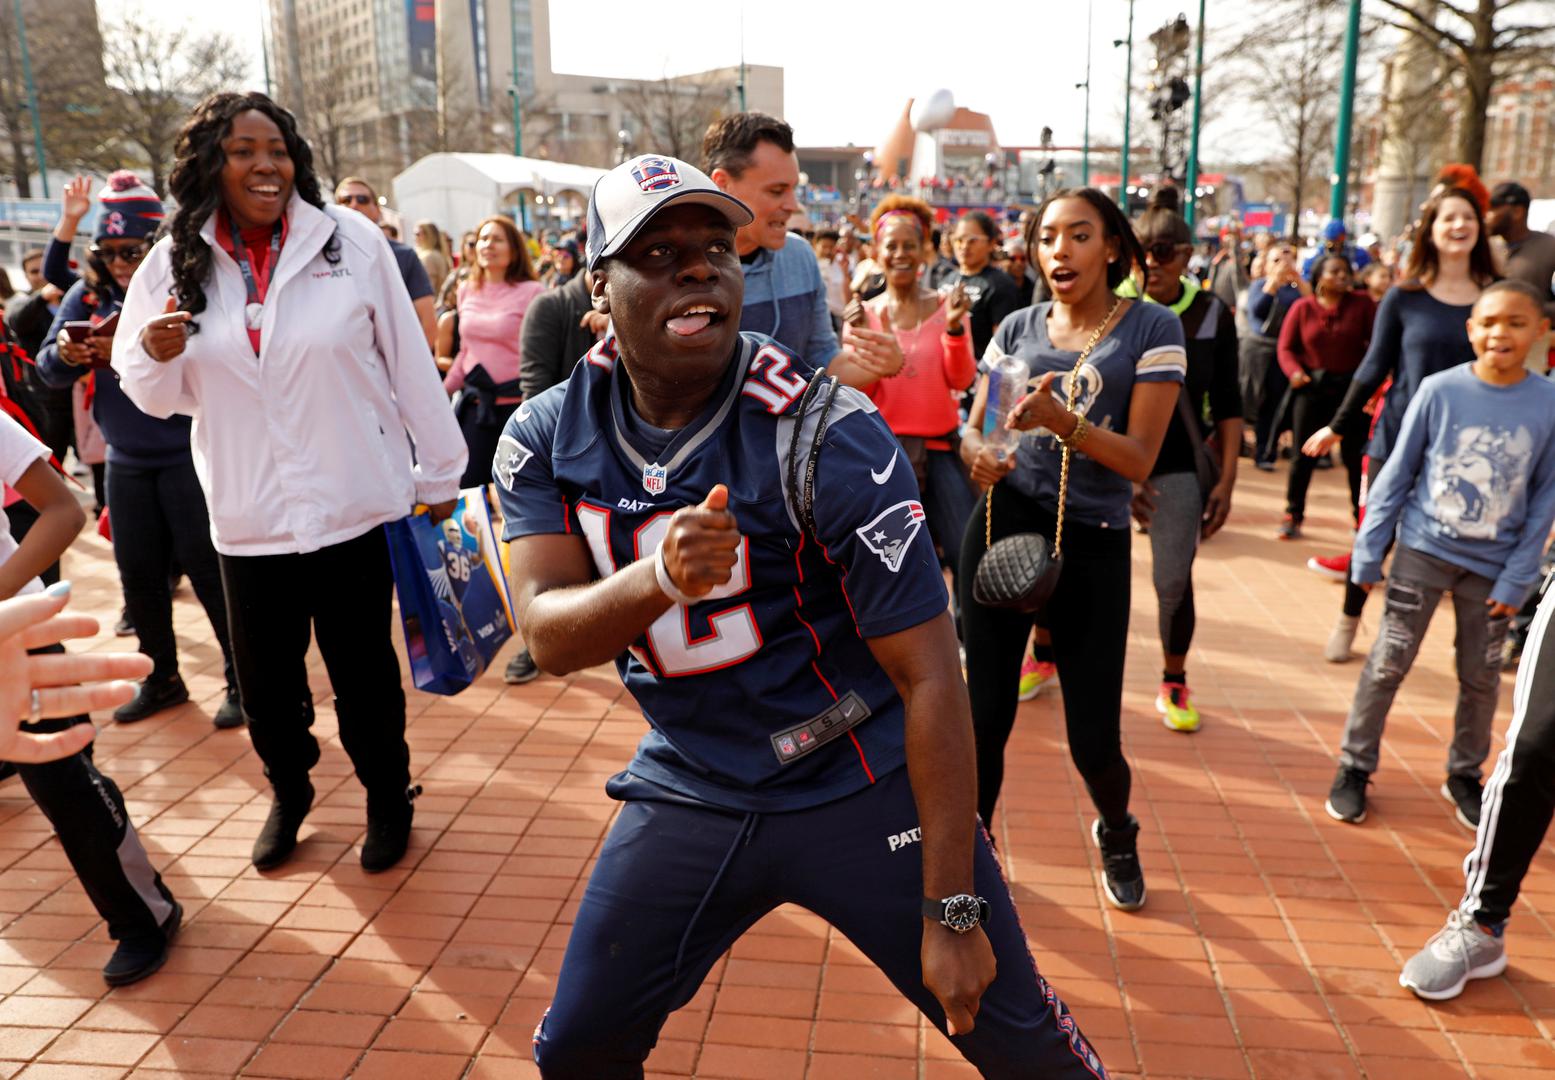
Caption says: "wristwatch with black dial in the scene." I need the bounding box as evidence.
[922,893,991,934]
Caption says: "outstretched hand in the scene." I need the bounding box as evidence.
[0,589,152,765]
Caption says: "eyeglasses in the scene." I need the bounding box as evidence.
[1143,241,1190,263]
[337,193,375,206]
[89,244,149,265]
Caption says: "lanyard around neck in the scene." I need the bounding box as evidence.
[229,218,282,330]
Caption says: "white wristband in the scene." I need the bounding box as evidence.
[655,546,700,606]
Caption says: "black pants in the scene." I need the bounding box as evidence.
[107,459,233,686]
[218,525,409,799]
[27,387,74,471]
[534,767,1107,1079]
[1286,375,1366,520]
[6,501,60,587]
[457,399,519,489]
[1343,456,1388,618]
[1238,336,1286,465]
[10,647,177,943]
[1461,583,1555,927]
[959,484,1133,827]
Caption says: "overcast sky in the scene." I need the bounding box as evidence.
[101,0,1361,163]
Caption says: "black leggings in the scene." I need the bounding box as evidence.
[1286,375,1366,521]
[1342,455,1388,618]
[959,484,1133,828]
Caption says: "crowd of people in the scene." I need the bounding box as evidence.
[2,90,1555,1074]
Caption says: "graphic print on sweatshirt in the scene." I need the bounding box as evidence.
[1429,424,1534,539]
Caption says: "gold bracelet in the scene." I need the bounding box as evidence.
[1059,413,1090,449]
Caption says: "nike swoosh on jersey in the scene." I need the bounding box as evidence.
[870,453,898,485]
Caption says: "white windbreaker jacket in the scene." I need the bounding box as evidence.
[114,195,467,556]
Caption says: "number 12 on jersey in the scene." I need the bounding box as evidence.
[575,505,762,677]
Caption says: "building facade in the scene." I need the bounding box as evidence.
[267,0,783,195]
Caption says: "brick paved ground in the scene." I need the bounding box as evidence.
[2,463,1552,1079]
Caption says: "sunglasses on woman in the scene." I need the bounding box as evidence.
[1143,241,1191,264]
[338,193,375,207]
[89,243,149,265]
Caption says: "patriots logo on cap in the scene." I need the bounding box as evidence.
[494,436,533,492]
[104,211,125,236]
[855,500,926,573]
[632,156,682,193]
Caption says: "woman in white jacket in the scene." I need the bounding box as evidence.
[114,92,467,875]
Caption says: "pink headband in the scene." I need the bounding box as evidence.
[873,209,925,243]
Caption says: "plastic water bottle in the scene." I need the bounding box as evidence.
[982,353,1029,460]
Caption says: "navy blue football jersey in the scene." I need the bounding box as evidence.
[494,332,949,812]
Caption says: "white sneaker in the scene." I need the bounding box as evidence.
[1399,909,1508,1001]
[1324,614,1360,663]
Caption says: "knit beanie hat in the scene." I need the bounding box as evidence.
[95,171,165,241]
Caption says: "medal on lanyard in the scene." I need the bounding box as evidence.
[230,218,281,333]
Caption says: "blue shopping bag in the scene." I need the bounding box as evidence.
[387,486,516,695]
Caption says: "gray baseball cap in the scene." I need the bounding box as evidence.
[585,154,753,270]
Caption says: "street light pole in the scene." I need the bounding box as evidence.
[1119,0,1135,211]
[12,0,48,199]
[1081,0,1093,185]
[738,7,747,111]
[1329,0,1361,221]
[1184,0,1206,226]
[508,0,528,231]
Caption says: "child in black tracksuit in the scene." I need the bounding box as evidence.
[0,409,181,985]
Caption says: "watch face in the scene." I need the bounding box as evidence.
[943,894,982,933]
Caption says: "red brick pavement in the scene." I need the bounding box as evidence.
[2,464,1552,1078]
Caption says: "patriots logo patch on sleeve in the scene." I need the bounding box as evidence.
[855,500,926,573]
[494,436,534,492]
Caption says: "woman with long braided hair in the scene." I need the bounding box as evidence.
[113,92,466,875]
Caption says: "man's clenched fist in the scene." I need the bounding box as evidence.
[660,484,741,599]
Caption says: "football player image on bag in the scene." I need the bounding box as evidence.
[494,154,1107,1080]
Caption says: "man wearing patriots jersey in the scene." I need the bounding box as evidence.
[495,155,1106,1079]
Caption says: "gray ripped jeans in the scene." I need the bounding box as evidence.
[1340,545,1510,780]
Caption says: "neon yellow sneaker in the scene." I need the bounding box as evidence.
[1018,656,1057,702]
[1156,682,1200,733]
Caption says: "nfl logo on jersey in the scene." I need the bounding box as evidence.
[642,462,668,495]
[631,157,682,193]
[855,500,926,573]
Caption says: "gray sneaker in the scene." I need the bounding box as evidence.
[1399,909,1508,1001]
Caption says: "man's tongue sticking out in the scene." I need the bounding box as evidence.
[667,312,712,336]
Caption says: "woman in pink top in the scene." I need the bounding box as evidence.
[446,215,544,487]
[846,194,977,598]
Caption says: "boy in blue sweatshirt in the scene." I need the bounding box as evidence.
[1325,280,1555,829]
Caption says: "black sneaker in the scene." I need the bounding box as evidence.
[114,610,135,637]
[504,649,540,685]
[251,781,314,870]
[1092,815,1147,911]
[1443,775,1484,830]
[113,676,190,724]
[1325,765,1371,823]
[102,899,182,987]
[212,686,245,730]
[361,784,421,873]
[1277,514,1302,541]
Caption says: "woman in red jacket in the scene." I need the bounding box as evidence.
[846,195,977,600]
[1275,254,1375,539]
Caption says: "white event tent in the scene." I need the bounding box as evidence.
[391,153,607,238]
